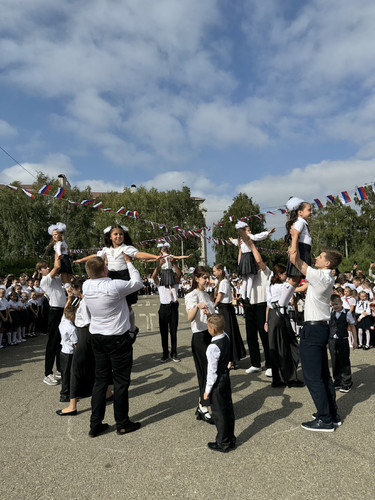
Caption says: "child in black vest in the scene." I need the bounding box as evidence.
[329,295,357,393]
[203,314,236,452]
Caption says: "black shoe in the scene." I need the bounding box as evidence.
[89,423,109,438]
[171,355,181,363]
[312,413,342,427]
[160,355,169,363]
[271,381,287,388]
[56,409,77,416]
[287,380,305,388]
[195,407,215,425]
[207,442,231,453]
[301,419,334,432]
[339,385,352,393]
[59,396,70,403]
[334,384,343,390]
[117,421,141,435]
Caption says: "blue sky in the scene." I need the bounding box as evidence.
[1,0,375,244]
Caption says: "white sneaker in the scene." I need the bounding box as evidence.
[265,368,272,377]
[54,371,62,380]
[245,366,261,374]
[43,375,59,386]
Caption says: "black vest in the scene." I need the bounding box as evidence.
[330,310,349,339]
[212,334,231,377]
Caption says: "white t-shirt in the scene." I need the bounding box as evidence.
[99,244,138,271]
[304,267,334,321]
[217,279,232,304]
[59,317,78,354]
[250,267,271,305]
[75,299,91,328]
[293,217,312,245]
[40,274,66,308]
[185,289,215,333]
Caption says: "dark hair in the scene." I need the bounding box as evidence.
[104,225,133,248]
[285,201,310,245]
[322,249,342,270]
[70,277,85,293]
[213,264,225,298]
[270,264,287,285]
[330,293,342,303]
[188,266,211,293]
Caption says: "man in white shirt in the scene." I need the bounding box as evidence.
[290,240,342,433]
[37,252,67,386]
[83,255,144,438]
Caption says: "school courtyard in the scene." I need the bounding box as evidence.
[1,295,374,499]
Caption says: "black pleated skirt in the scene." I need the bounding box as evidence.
[218,303,246,362]
[237,252,258,276]
[286,242,311,278]
[160,269,176,287]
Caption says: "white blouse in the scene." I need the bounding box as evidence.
[293,217,312,245]
[100,244,138,271]
[185,289,215,333]
[217,279,232,304]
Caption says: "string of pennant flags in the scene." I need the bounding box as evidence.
[1,181,374,250]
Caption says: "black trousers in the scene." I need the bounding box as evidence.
[60,352,73,398]
[328,338,352,388]
[158,302,179,357]
[191,330,211,401]
[45,307,63,376]
[210,373,235,450]
[300,323,338,424]
[90,333,133,431]
[70,326,95,399]
[244,302,271,368]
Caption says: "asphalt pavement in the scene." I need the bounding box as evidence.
[1,295,374,499]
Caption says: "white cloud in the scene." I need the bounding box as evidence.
[0,119,18,138]
[75,179,121,193]
[0,153,77,184]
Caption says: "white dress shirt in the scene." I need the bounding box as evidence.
[99,245,138,271]
[83,262,143,335]
[304,267,335,321]
[59,317,78,354]
[231,231,269,254]
[294,217,312,245]
[75,299,91,328]
[217,279,232,304]
[40,274,66,308]
[205,332,229,394]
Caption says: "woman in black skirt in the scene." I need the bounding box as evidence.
[266,265,304,388]
[213,264,245,368]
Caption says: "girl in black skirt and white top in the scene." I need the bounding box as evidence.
[213,264,245,368]
[185,266,216,424]
[47,222,73,286]
[355,291,372,349]
[157,241,193,301]
[74,225,160,335]
[230,221,275,304]
[278,197,312,313]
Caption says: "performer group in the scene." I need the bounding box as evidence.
[1,195,373,452]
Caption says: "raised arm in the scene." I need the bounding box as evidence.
[49,252,62,279]
[151,262,161,286]
[247,237,266,271]
[289,228,308,276]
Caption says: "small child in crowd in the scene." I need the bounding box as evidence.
[329,295,357,394]
[59,305,78,403]
[203,314,236,453]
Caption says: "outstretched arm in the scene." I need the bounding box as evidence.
[173,253,194,260]
[73,254,97,264]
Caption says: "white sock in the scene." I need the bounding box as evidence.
[129,309,136,331]
[7,332,12,343]
[358,329,363,345]
[241,277,248,299]
[17,327,22,341]
[365,330,370,347]
[246,275,254,299]
[12,332,17,343]
[278,283,296,308]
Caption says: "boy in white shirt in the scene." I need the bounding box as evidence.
[59,306,78,403]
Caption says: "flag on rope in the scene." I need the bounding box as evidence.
[125,210,133,217]
[22,188,34,199]
[81,199,93,206]
[278,208,286,214]
[6,184,18,191]
[313,198,323,208]
[267,211,276,215]
[103,208,112,212]
[341,191,351,203]
[229,215,234,222]
[68,200,80,205]
[93,202,102,209]
[326,195,335,203]
[55,187,66,199]
[254,214,262,220]
[357,186,368,200]
[117,207,125,214]
[133,211,139,219]
[38,184,51,195]
[150,222,156,230]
